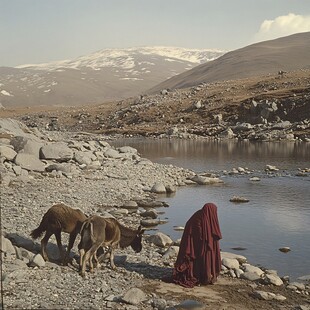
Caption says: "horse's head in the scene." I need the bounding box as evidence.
[130,225,144,253]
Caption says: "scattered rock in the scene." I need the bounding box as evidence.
[121,287,147,305]
[279,247,291,253]
[229,196,249,203]
[146,232,173,247]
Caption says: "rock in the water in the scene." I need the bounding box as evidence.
[230,196,249,203]
[279,247,291,253]
[191,175,223,185]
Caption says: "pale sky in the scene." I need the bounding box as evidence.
[1,0,310,67]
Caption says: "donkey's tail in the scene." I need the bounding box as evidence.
[30,214,48,239]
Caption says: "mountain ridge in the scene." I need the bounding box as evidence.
[16,46,225,71]
[0,46,225,107]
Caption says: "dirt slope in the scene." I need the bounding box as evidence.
[148,32,310,93]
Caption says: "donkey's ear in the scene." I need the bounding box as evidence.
[138,225,145,234]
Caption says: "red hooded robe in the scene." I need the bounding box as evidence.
[172,203,222,288]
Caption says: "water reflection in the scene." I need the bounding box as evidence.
[111,138,310,279]
[112,138,310,172]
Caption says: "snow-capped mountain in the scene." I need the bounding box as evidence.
[17,47,224,71]
[0,47,226,107]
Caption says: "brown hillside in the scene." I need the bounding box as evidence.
[1,69,309,141]
[148,32,310,93]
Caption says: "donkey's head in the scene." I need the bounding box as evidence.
[130,225,144,253]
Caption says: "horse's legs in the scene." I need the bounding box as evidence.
[41,231,53,261]
[54,230,65,264]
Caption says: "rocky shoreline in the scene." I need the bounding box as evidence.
[1,118,310,309]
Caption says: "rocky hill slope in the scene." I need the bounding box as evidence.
[149,32,310,93]
[3,69,309,142]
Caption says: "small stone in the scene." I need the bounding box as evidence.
[121,288,147,305]
[279,247,291,253]
[29,254,46,267]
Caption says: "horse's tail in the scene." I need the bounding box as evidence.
[30,213,48,239]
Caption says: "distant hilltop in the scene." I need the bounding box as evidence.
[0,46,226,108]
[16,46,226,71]
[149,32,310,93]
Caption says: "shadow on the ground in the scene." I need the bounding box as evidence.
[120,260,173,280]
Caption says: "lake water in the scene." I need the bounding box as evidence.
[112,138,310,280]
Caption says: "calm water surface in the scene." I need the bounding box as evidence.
[112,139,310,280]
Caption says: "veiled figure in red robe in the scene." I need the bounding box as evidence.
[172,203,222,288]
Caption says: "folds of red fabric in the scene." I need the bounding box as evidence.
[172,203,222,287]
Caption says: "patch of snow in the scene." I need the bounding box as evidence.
[119,77,143,81]
[165,58,178,62]
[1,90,13,96]
[15,46,226,71]
[44,89,51,93]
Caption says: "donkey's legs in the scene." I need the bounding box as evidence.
[54,230,65,264]
[81,244,99,276]
[65,232,77,265]
[41,231,53,261]
[109,247,116,270]
[92,251,101,269]
[81,249,91,277]
[88,245,99,273]
[79,248,85,271]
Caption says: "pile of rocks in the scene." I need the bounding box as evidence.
[0,118,196,189]
[220,252,309,301]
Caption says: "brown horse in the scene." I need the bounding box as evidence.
[78,215,144,277]
[30,203,87,265]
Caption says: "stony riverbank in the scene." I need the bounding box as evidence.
[1,118,310,309]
